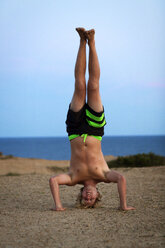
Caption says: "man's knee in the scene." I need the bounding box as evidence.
[74,79,86,102]
[75,79,86,92]
[87,79,99,91]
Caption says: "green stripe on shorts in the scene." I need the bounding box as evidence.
[69,134,80,141]
[86,119,106,128]
[86,109,104,122]
[92,135,102,141]
[86,109,104,121]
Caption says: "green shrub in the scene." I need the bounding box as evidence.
[107,152,165,168]
[0,154,14,160]
[6,154,14,159]
[47,166,67,172]
[4,173,20,176]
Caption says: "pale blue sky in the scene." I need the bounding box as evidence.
[0,0,165,137]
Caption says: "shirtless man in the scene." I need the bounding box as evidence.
[49,28,135,211]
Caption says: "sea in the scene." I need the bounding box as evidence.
[0,136,165,160]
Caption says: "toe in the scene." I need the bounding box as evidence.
[76,27,85,31]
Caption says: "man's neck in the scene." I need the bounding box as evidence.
[83,179,97,187]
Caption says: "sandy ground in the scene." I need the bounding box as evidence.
[0,157,165,248]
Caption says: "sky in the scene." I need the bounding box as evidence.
[0,0,165,137]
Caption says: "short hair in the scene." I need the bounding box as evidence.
[75,187,102,208]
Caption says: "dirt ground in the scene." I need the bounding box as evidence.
[0,158,165,248]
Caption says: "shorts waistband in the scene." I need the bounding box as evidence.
[69,134,102,142]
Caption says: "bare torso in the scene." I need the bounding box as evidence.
[69,136,110,184]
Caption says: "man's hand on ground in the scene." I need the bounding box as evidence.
[119,206,135,211]
[50,207,66,211]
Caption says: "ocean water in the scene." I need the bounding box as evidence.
[0,136,165,160]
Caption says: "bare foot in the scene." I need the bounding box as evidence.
[85,29,95,45]
[76,27,86,41]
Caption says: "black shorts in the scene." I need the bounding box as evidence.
[65,103,106,137]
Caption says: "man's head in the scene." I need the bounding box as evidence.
[76,185,102,208]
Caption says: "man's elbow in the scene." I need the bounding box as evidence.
[118,174,126,184]
[49,176,58,187]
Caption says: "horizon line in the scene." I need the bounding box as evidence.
[0,134,165,139]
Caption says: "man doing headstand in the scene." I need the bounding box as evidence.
[49,28,135,211]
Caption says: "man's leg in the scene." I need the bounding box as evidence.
[70,28,87,112]
[86,29,103,112]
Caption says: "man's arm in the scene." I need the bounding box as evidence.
[105,170,135,211]
[49,173,75,211]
